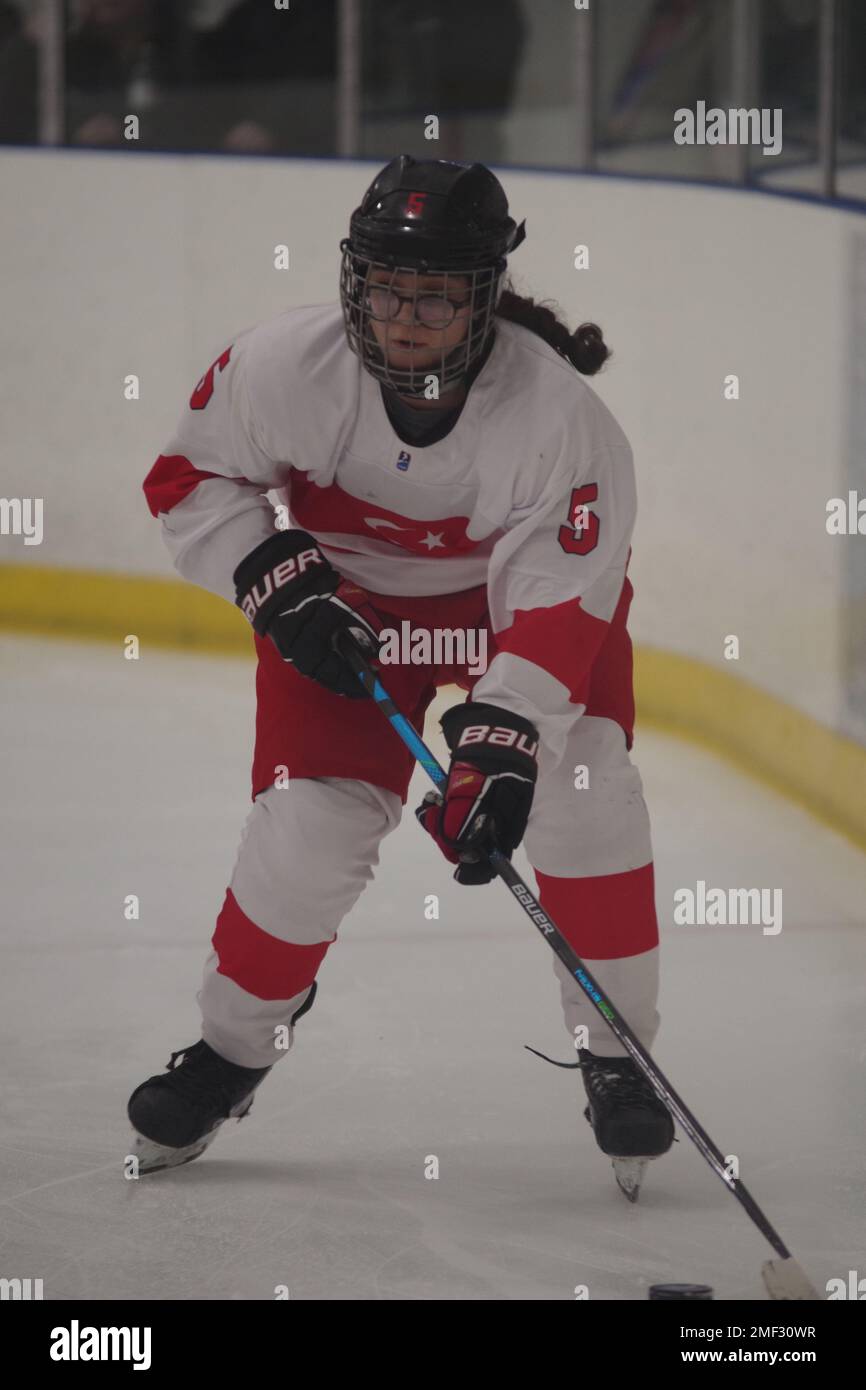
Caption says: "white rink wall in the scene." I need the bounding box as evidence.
[0,148,862,741]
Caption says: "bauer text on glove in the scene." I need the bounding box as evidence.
[415,701,539,885]
[233,529,383,699]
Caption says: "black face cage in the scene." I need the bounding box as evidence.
[339,245,503,397]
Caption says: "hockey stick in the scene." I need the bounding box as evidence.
[335,628,821,1301]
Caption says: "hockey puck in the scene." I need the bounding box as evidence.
[649,1284,714,1300]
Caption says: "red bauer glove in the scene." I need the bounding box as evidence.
[416,701,540,885]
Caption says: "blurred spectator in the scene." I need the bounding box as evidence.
[603,0,712,143]
[65,0,197,148]
[361,0,524,163]
[0,0,336,155]
[761,0,819,131]
[199,0,335,83]
[0,0,198,148]
[0,1,36,144]
[0,0,20,45]
[364,0,525,119]
[194,0,336,154]
[840,0,866,144]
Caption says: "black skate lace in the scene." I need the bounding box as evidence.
[524,1044,661,1107]
[524,1044,581,1070]
[164,1045,237,1115]
[585,1062,657,1107]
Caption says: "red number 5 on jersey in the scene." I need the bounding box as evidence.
[190,346,232,411]
[558,483,600,555]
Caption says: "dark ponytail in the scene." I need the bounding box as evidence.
[494,279,611,376]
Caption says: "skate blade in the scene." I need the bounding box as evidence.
[127,1092,258,1175]
[129,1128,218,1174]
[761,1258,823,1301]
[612,1156,650,1202]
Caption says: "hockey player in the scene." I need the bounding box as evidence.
[130,155,674,1191]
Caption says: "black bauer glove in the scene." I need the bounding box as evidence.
[416,702,540,885]
[233,530,383,699]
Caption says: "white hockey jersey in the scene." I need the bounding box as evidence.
[144,304,637,759]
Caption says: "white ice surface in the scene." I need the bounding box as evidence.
[1,635,865,1302]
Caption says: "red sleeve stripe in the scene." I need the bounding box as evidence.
[494,578,630,702]
[143,454,221,518]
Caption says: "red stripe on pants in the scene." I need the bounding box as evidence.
[535,863,658,960]
[212,889,331,1000]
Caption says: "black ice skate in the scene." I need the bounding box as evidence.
[127,1040,272,1174]
[578,1048,675,1202]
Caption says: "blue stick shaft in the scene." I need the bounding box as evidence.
[332,631,797,1264]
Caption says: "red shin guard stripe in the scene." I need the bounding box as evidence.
[535,862,658,960]
[213,889,330,1000]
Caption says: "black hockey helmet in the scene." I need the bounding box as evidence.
[339,155,526,396]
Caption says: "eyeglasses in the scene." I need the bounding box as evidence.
[364,285,470,329]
